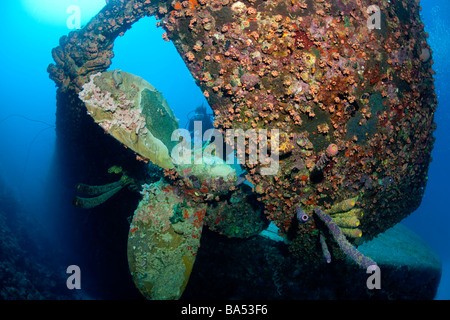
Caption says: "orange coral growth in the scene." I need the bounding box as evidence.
[193,209,206,229]
[174,2,182,10]
[182,186,197,197]
[136,155,149,163]
[162,185,174,193]
[305,198,317,206]
[189,0,198,10]
[293,28,315,51]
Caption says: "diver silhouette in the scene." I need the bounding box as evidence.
[186,104,234,162]
[187,104,214,139]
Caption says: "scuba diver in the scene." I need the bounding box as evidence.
[187,104,214,139]
[186,104,233,162]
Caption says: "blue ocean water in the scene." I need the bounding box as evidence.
[0,0,448,299]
